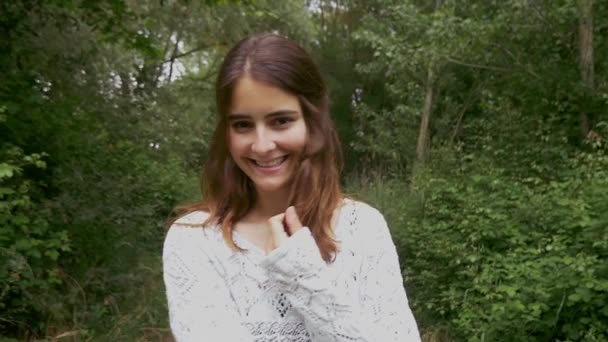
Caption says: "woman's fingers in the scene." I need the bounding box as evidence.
[284,206,303,235]
[267,213,287,251]
[265,207,303,254]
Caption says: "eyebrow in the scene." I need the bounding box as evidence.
[227,110,299,121]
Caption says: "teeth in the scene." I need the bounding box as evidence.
[255,157,286,167]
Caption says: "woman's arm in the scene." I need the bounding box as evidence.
[260,204,421,342]
[356,206,420,340]
[163,220,253,342]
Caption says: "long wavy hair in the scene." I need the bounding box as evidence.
[177,33,344,262]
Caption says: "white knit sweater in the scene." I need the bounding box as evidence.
[163,199,421,341]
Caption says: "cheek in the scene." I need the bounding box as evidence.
[288,123,308,151]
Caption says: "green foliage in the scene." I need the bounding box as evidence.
[426,149,605,341]
[0,144,70,334]
[353,144,608,340]
[347,3,608,337]
[350,102,418,172]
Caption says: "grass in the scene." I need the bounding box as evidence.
[39,252,172,342]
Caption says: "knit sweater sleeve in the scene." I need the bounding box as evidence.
[163,217,254,342]
[260,204,421,342]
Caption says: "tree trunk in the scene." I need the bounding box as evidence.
[578,0,594,138]
[416,66,436,165]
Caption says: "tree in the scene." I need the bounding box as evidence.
[577,0,599,139]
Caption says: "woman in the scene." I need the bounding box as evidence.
[163,33,421,341]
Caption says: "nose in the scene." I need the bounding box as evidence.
[251,128,276,154]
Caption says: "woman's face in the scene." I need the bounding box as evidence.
[227,76,308,195]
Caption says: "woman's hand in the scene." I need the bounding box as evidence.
[265,206,304,253]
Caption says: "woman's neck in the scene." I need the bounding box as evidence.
[249,187,290,220]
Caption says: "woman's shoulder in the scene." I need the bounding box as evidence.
[172,210,212,226]
[340,198,385,222]
[338,199,395,248]
[163,210,215,251]
[336,198,388,237]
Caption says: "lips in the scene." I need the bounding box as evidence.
[251,156,288,168]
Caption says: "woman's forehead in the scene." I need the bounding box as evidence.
[229,76,301,117]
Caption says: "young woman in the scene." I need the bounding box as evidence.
[163,33,421,341]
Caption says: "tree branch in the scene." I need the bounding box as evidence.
[490,43,542,79]
[443,56,510,72]
[450,83,483,144]
[162,45,210,64]
[168,32,182,81]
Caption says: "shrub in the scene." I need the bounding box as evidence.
[0,145,70,335]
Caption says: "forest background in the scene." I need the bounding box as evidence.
[1,0,607,341]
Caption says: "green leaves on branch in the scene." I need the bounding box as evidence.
[0,146,70,333]
[382,146,608,341]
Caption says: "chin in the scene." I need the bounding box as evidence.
[251,179,292,194]
[255,183,288,193]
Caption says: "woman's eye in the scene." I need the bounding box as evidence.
[272,117,293,127]
[231,121,253,131]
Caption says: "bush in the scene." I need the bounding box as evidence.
[0,145,70,336]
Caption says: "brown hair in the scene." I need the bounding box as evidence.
[178,33,343,262]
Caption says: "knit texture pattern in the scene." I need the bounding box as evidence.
[163,200,421,341]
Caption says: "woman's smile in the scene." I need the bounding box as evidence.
[251,155,288,168]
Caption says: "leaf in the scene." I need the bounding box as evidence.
[0,163,16,179]
[45,250,60,261]
[14,239,31,250]
[0,187,16,196]
[497,284,517,297]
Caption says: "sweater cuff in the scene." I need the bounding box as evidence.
[261,227,326,278]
